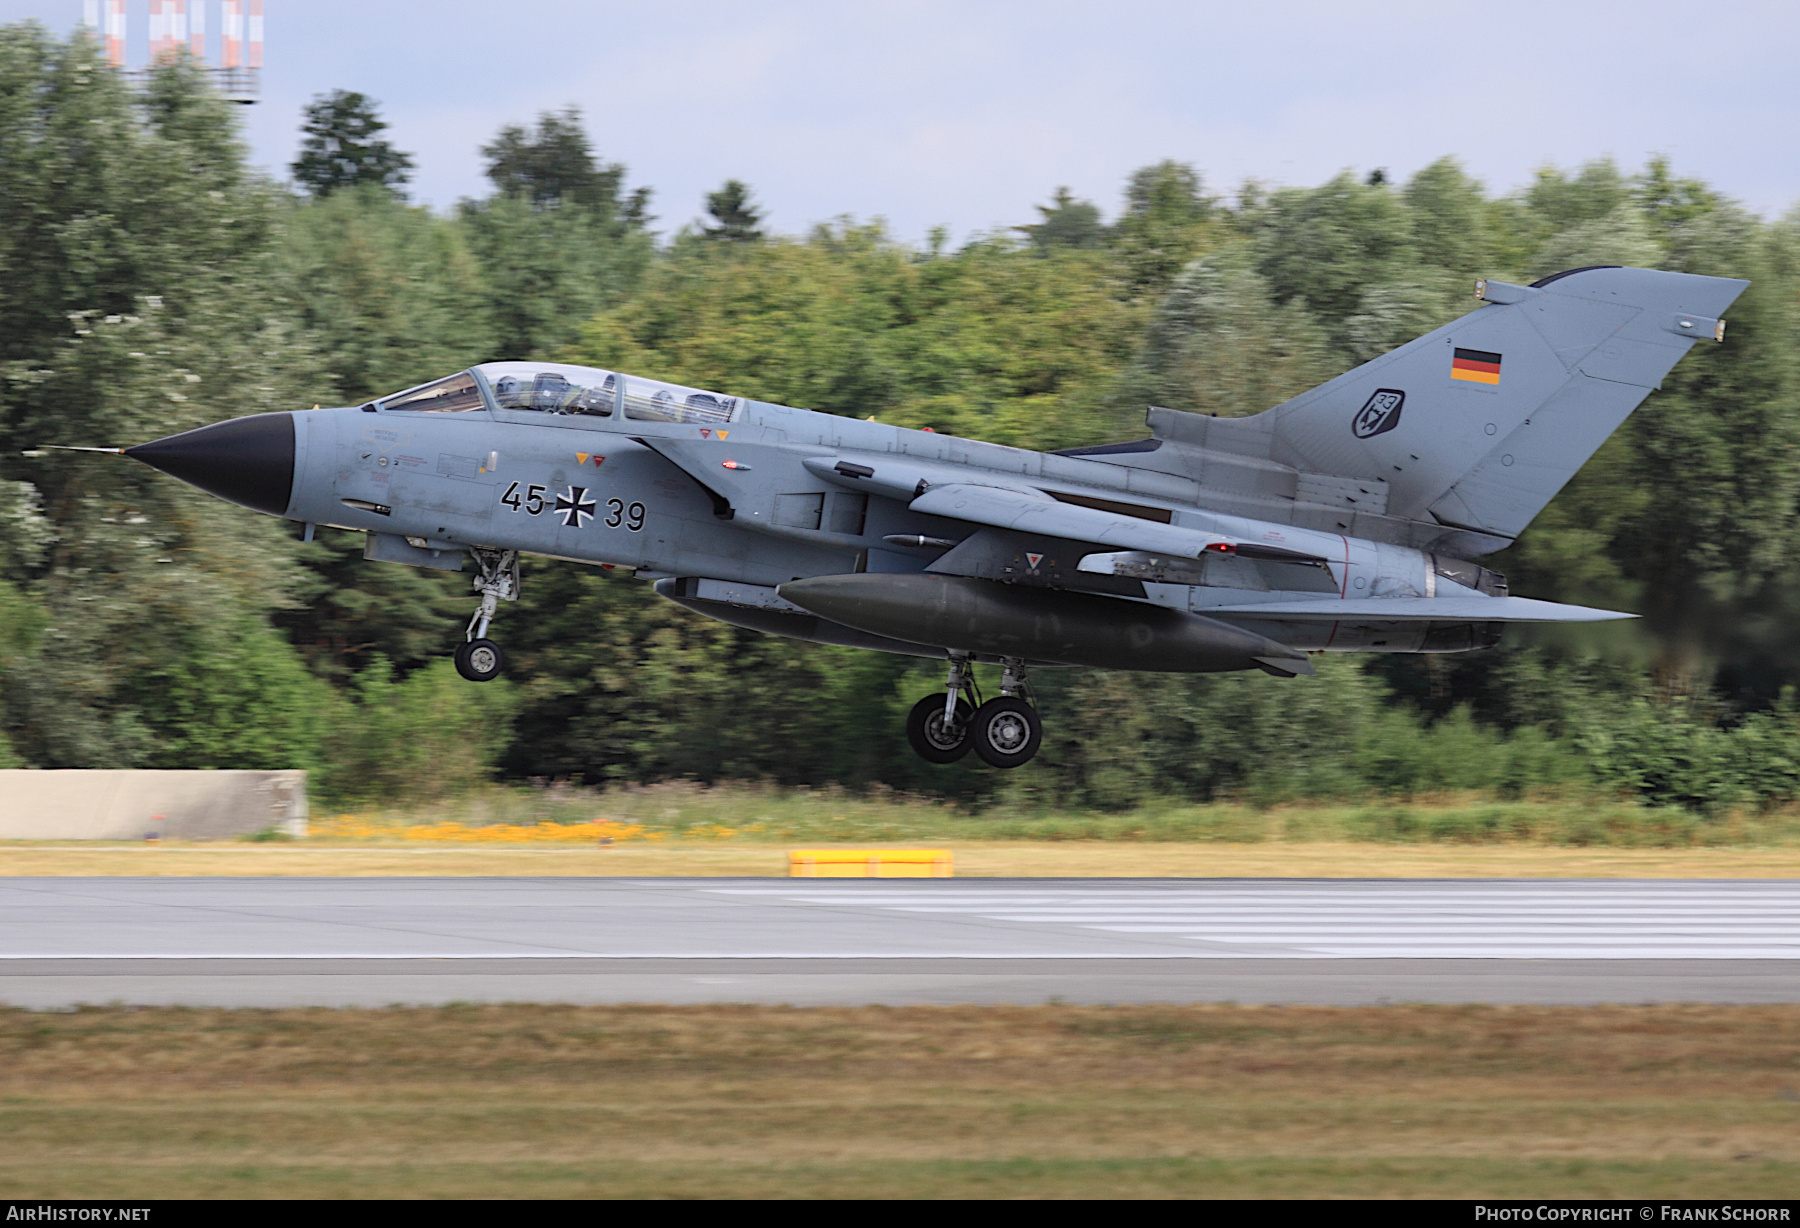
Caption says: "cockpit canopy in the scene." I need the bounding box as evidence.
[375,363,741,425]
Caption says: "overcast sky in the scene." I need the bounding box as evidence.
[7,1,1800,243]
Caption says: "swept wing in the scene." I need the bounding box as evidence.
[1195,596,1632,622]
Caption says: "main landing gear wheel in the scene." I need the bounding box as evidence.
[908,655,1041,769]
[907,695,973,763]
[969,696,1042,769]
[455,638,504,683]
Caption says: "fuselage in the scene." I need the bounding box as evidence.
[254,361,1498,657]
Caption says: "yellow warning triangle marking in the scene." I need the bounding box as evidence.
[576,453,589,465]
[717,430,729,440]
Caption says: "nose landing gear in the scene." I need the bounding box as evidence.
[454,638,504,683]
[905,656,1042,769]
[455,548,518,683]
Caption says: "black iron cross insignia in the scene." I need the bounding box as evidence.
[556,485,597,528]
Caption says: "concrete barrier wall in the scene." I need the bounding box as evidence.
[0,771,308,840]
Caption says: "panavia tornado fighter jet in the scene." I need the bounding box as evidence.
[107,265,1745,768]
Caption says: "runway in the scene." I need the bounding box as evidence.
[1,876,1797,1007]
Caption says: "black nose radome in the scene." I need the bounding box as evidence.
[126,412,296,517]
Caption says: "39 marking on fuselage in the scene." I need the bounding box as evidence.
[603,498,646,531]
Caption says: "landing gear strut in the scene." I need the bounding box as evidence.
[456,548,518,683]
[905,656,1042,769]
[969,659,1042,768]
[906,654,976,763]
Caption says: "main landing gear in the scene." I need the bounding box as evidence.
[905,655,1043,769]
[455,548,519,683]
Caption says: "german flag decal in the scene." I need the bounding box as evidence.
[1451,347,1502,385]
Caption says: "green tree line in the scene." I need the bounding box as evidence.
[3,22,1800,813]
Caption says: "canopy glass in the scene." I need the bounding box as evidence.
[376,371,485,413]
[472,362,740,424]
[376,365,743,425]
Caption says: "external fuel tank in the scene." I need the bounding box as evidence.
[777,573,1312,676]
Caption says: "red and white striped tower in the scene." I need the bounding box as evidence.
[248,2,264,71]
[101,3,261,103]
[106,0,127,66]
[222,1,242,69]
[148,2,169,63]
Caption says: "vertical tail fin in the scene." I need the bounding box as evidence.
[1148,266,1747,546]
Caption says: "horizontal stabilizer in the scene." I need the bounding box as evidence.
[1200,595,1633,623]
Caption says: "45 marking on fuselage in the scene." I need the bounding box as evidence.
[500,481,645,531]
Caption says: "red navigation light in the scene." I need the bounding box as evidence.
[1204,541,1236,554]
[722,460,748,470]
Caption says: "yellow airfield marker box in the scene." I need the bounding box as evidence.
[789,849,954,878]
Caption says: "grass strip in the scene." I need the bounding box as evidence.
[313,783,1800,848]
[0,1003,1795,1199]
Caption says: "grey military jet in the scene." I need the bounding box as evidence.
[104,265,1744,769]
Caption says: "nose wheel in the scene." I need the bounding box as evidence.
[906,656,1041,769]
[456,548,518,683]
[454,638,505,683]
